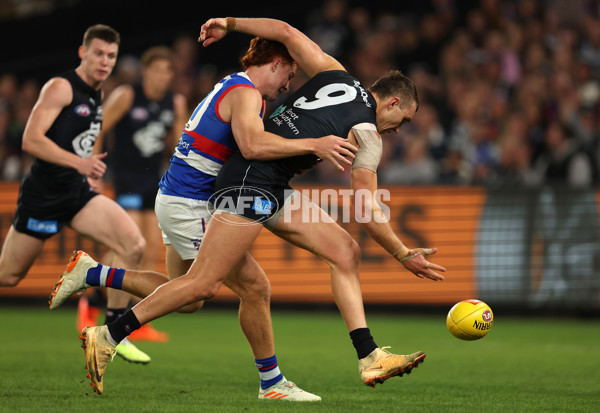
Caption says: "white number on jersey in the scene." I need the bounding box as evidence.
[293,83,357,110]
[185,81,225,132]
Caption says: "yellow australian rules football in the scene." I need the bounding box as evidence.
[446,299,494,340]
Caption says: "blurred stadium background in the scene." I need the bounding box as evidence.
[1,0,600,316]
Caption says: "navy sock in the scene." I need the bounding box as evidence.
[255,355,283,389]
[350,328,378,359]
[86,264,125,289]
[107,309,141,344]
[88,289,105,308]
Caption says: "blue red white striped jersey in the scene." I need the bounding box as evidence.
[158,72,264,200]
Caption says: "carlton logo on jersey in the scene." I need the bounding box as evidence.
[133,121,168,157]
[75,104,91,117]
[72,121,101,158]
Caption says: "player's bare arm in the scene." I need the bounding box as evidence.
[92,84,135,156]
[88,84,134,191]
[226,86,357,170]
[169,93,188,151]
[199,17,343,78]
[22,77,107,179]
[348,125,445,281]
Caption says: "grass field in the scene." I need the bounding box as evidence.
[1,303,599,413]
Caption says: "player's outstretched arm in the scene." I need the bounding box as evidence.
[350,151,446,281]
[22,77,107,179]
[199,17,343,78]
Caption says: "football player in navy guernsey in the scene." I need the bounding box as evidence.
[0,25,152,363]
[55,17,447,397]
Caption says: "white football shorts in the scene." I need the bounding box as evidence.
[154,190,215,260]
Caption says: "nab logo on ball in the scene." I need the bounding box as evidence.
[446,299,494,341]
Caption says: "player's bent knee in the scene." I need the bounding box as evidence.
[0,261,28,286]
[350,238,361,265]
[124,235,146,264]
[0,273,23,287]
[132,236,147,259]
[189,283,220,302]
[111,233,146,266]
[328,236,361,271]
[237,274,271,303]
[176,301,204,313]
[225,256,272,302]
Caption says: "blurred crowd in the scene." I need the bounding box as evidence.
[1,0,600,188]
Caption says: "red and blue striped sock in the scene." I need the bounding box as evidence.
[86,264,125,289]
[255,355,283,389]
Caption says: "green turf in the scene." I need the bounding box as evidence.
[1,304,599,412]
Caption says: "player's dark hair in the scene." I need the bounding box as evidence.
[83,24,120,47]
[370,70,419,111]
[240,37,293,70]
[140,46,174,68]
